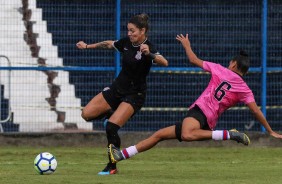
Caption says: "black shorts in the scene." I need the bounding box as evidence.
[102,84,146,114]
[184,105,210,130]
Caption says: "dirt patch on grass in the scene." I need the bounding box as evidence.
[0,131,281,148]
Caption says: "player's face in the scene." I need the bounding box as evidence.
[127,23,146,45]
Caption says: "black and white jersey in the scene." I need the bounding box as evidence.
[112,37,161,94]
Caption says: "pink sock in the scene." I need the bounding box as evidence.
[212,130,230,140]
[121,146,138,159]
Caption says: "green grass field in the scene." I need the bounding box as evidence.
[0,146,282,184]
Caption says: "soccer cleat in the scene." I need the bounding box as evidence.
[229,129,250,146]
[108,144,124,163]
[98,163,118,175]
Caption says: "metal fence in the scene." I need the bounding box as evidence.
[0,56,12,132]
[0,0,281,132]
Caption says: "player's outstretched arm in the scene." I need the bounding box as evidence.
[247,102,282,138]
[176,34,203,68]
[76,40,114,50]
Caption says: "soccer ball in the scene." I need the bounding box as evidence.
[34,152,57,175]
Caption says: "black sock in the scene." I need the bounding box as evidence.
[106,121,121,148]
[106,121,121,167]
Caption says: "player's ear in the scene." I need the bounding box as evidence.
[228,60,237,70]
[231,60,237,68]
[140,28,146,35]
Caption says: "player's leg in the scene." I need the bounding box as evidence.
[105,102,135,151]
[99,102,135,175]
[82,92,117,175]
[81,92,112,121]
[100,91,145,175]
[136,125,176,152]
[109,106,207,163]
[180,117,212,141]
[109,125,177,163]
[109,117,231,163]
[180,117,250,145]
[109,107,251,164]
[179,105,250,145]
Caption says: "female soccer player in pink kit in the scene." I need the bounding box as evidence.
[109,34,282,163]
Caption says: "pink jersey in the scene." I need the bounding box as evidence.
[190,61,255,130]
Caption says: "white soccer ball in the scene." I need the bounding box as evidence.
[34,152,57,175]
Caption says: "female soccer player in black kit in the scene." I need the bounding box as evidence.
[76,13,168,175]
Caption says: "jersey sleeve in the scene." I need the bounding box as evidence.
[113,37,128,53]
[238,89,255,104]
[149,44,160,55]
[147,42,161,64]
[203,61,223,73]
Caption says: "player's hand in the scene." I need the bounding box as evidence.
[140,44,150,55]
[176,34,191,48]
[270,131,282,139]
[76,41,87,49]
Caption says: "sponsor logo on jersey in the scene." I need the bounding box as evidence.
[135,51,142,60]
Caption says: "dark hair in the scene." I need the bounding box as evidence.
[232,50,250,75]
[128,13,149,33]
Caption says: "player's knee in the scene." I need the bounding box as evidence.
[81,109,95,121]
[181,133,195,141]
[81,110,89,121]
[175,122,196,141]
[81,109,106,121]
